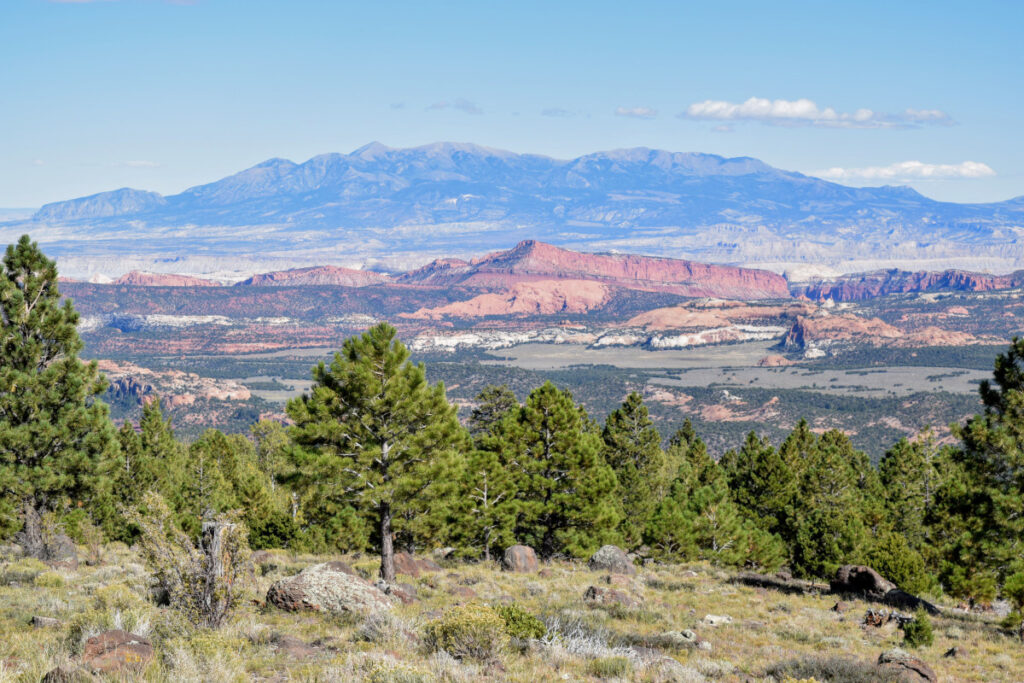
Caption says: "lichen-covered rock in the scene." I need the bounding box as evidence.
[876,648,937,682]
[501,545,538,573]
[81,629,153,674]
[588,544,636,575]
[267,562,393,615]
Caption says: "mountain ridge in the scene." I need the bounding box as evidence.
[18,142,1024,279]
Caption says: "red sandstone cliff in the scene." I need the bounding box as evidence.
[794,269,1024,302]
[406,279,610,319]
[236,265,392,287]
[398,240,790,300]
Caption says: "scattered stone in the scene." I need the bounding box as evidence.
[656,629,708,650]
[583,585,638,608]
[44,534,79,571]
[82,629,154,675]
[432,547,456,560]
[681,570,698,578]
[863,609,912,628]
[393,551,441,578]
[702,614,733,626]
[377,581,417,604]
[588,544,636,575]
[876,648,937,683]
[268,633,320,658]
[41,666,92,683]
[31,615,61,628]
[252,550,285,574]
[447,585,477,600]
[602,573,634,588]
[501,545,538,573]
[944,646,967,658]
[266,562,393,615]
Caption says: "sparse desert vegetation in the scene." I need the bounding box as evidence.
[1,544,1022,681]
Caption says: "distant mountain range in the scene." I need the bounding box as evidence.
[8,142,1024,279]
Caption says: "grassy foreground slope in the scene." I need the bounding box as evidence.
[1,544,1020,682]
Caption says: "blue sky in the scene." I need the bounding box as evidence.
[2,0,1021,206]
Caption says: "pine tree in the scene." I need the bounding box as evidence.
[457,443,518,561]
[250,419,290,490]
[0,236,117,550]
[720,431,796,536]
[491,381,621,558]
[182,430,293,549]
[106,397,184,541]
[788,430,871,578]
[879,432,940,553]
[469,384,519,440]
[937,338,1024,601]
[602,392,665,548]
[647,428,784,570]
[287,322,468,582]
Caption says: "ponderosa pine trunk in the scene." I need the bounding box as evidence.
[17,498,45,560]
[379,502,395,583]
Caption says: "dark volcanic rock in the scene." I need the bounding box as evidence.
[831,565,896,599]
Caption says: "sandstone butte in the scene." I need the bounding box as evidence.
[236,265,392,287]
[397,240,790,300]
[626,301,815,331]
[794,268,1024,302]
[113,271,222,287]
[784,313,988,348]
[405,279,610,319]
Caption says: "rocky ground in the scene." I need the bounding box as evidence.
[0,543,1020,682]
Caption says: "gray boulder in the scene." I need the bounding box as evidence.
[501,545,538,573]
[267,562,393,615]
[587,544,636,575]
[876,648,937,682]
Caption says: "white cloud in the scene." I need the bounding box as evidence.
[541,107,573,117]
[680,97,953,129]
[426,98,483,115]
[814,160,995,182]
[615,106,657,119]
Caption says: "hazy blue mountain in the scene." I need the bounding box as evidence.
[15,143,1024,278]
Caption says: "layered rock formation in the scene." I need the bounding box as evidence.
[113,271,222,287]
[98,360,251,407]
[236,265,391,287]
[794,268,1024,302]
[406,279,610,319]
[399,240,790,300]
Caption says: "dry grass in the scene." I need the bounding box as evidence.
[0,543,1021,681]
